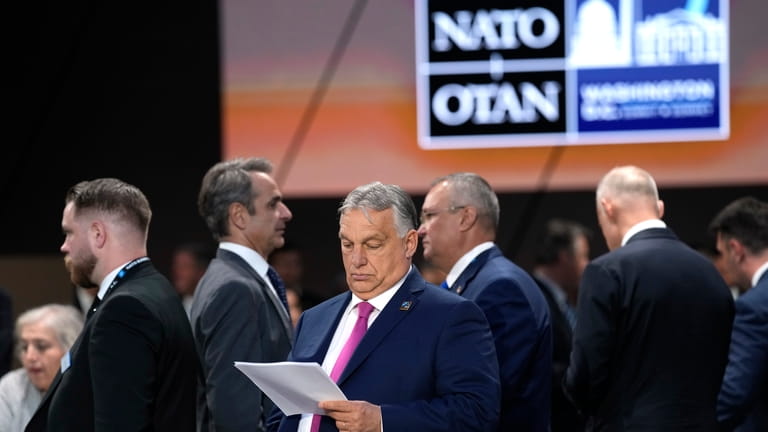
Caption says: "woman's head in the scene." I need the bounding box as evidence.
[16,304,83,392]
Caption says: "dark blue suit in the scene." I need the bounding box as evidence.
[269,269,500,432]
[718,269,768,431]
[451,245,552,431]
[565,228,734,431]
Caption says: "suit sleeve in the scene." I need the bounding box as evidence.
[717,290,768,430]
[564,261,619,414]
[89,294,161,431]
[198,281,270,432]
[379,300,501,432]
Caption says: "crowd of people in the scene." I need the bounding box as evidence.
[0,159,765,432]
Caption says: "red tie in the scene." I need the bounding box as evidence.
[310,301,374,432]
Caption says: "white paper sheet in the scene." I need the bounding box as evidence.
[233,361,347,415]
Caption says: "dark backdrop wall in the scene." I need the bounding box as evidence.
[3,0,221,316]
[2,0,767,321]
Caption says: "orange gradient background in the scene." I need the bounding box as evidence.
[222,0,768,197]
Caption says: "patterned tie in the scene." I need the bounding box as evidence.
[310,302,374,432]
[266,266,290,314]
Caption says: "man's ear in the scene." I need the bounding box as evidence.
[229,202,248,231]
[728,238,746,262]
[458,206,478,232]
[90,220,107,249]
[404,229,419,259]
[599,197,614,219]
[657,200,665,218]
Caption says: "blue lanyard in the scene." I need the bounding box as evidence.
[105,256,150,296]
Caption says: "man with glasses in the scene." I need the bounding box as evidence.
[418,173,552,432]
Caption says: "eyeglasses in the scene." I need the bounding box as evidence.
[419,206,466,225]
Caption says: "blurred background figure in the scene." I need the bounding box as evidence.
[0,304,83,431]
[414,258,447,286]
[269,241,324,312]
[171,241,214,317]
[284,287,303,328]
[0,286,12,377]
[695,243,742,300]
[532,218,591,432]
[71,286,98,317]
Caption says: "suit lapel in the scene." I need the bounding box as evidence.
[219,249,293,338]
[336,271,425,385]
[452,246,498,296]
[297,293,350,364]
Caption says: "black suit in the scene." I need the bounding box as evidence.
[565,228,734,431]
[534,276,585,432]
[25,260,199,432]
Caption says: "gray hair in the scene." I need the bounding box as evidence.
[596,165,659,203]
[15,304,84,353]
[431,173,500,233]
[339,182,418,237]
[198,157,273,240]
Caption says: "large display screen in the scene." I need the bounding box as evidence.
[222,0,766,196]
[416,0,729,148]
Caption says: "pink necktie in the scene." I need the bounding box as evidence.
[310,301,374,432]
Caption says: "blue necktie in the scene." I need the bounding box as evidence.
[440,280,450,290]
[266,266,290,314]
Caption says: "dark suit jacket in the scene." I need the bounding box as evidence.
[25,260,199,432]
[718,269,768,432]
[534,276,585,432]
[451,245,552,431]
[565,228,735,431]
[269,268,501,432]
[190,248,293,432]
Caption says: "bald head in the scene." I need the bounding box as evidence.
[597,166,660,209]
[596,166,664,250]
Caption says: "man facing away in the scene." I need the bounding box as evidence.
[269,181,500,432]
[532,219,591,432]
[191,157,294,432]
[564,165,734,431]
[25,178,199,431]
[418,172,552,431]
[710,197,768,431]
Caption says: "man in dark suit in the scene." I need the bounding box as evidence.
[564,165,735,431]
[191,157,294,432]
[533,219,591,432]
[25,178,199,431]
[710,197,768,431]
[269,181,500,432]
[418,173,552,431]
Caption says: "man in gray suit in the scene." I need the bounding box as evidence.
[191,157,294,432]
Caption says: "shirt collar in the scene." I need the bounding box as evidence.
[752,261,768,288]
[97,260,132,300]
[219,242,269,279]
[445,242,494,287]
[621,219,667,247]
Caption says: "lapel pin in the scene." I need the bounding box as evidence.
[456,285,464,294]
[399,301,412,311]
